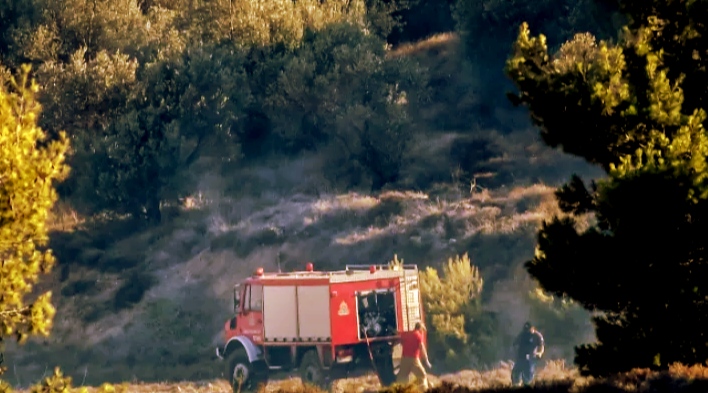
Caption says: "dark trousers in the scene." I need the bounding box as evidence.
[511,356,536,386]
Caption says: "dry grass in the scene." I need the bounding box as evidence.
[14,362,708,393]
[46,200,85,232]
[388,33,460,59]
[11,360,576,393]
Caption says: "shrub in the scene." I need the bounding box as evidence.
[262,22,429,190]
[418,253,500,370]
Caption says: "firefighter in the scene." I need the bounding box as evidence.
[511,321,545,386]
[396,322,432,390]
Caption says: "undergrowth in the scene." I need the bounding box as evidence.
[8,362,708,393]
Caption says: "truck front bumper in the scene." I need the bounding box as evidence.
[215,346,224,360]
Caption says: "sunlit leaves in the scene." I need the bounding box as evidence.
[181,0,367,49]
[0,64,68,373]
[419,253,489,369]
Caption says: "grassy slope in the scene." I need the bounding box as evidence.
[5,32,604,389]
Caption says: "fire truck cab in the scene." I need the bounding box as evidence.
[215,262,426,392]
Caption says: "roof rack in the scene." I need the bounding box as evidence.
[345,264,418,271]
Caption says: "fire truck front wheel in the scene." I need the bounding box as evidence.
[225,348,267,393]
[299,350,326,388]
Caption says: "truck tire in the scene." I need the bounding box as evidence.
[299,350,326,388]
[371,343,396,387]
[225,347,267,393]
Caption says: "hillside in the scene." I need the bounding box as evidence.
[2,31,603,389]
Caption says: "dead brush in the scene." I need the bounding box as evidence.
[536,360,577,382]
[266,381,326,393]
[378,382,426,393]
[668,362,708,379]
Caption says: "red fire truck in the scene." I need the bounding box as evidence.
[215,262,426,392]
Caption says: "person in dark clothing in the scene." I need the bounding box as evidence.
[511,321,544,386]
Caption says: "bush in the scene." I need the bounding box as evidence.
[262,22,429,190]
[418,253,501,370]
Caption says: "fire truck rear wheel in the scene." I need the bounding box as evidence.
[225,348,265,393]
[299,350,326,388]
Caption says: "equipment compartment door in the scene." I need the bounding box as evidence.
[356,289,397,339]
[263,285,298,341]
[297,285,331,341]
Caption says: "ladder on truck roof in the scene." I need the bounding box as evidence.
[345,264,421,331]
[401,268,421,331]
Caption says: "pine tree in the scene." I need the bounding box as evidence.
[505,0,708,376]
[0,64,69,376]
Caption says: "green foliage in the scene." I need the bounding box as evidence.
[419,253,500,370]
[0,0,44,67]
[264,23,428,189]
[0,64,69,372]
[35,48,139,137]
[451,0,623,112]
[363,0,410,40]
[505,0,708,377]
[34,48,140,215]
[386,0,457,44]
[34,41,252,222]
[453,0,621,62]
[4,0,155,65]
[5,0,431,221]
[174,0,367,49]
[88,44,249,222]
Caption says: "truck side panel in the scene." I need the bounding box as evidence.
[263,285,298,341]
[297,285,332,341]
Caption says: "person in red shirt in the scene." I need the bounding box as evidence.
[396,322,432,389]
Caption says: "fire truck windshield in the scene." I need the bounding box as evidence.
[233,284,241,312]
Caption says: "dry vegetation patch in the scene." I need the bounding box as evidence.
[388,33,460,59]
[16,362,708,393]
